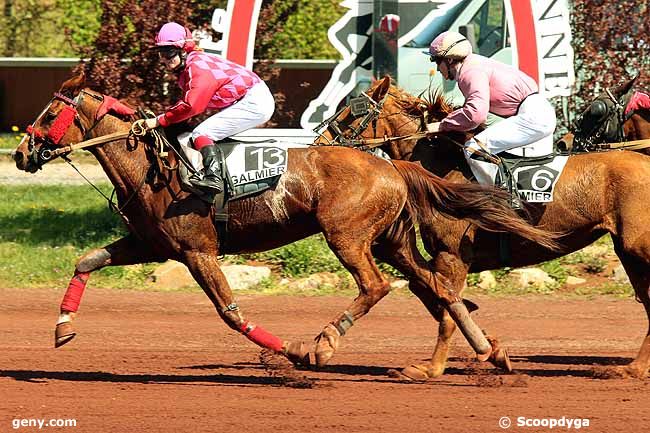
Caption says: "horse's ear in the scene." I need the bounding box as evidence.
[371,76,391,101]
[59,70,86,95]
[612,75,638,98]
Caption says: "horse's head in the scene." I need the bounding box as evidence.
[572,76,638,150]
[13,71,134,173]
[313,77,398,146]
[315,76,457,160]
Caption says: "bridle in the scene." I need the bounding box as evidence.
[572,87,630,151]
[313,90,429,149]
[313,91,391,146]
[25,91,85,165]
[24,89,155,227]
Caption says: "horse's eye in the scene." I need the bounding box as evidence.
[45,111,57,120]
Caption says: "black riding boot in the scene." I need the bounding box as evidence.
[194,145,224,193]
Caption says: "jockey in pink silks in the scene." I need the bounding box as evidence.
[425,31,556,199]
[141,22,275,193]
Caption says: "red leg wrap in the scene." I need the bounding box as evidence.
[240,321,283,352]
[60,271,90,312]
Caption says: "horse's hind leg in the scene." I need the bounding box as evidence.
[612,238,650,378]
[182,250,292,357]
[372,224,511,379]
[310,238,392,367]
[55,234,167,347]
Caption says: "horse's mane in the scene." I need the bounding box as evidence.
[367,79,454,122]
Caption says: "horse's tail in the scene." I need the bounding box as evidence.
[392,160,560,251]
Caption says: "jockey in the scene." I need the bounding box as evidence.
[141,22,275,193]
[424,31,556,201]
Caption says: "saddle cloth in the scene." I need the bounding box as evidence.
[177,132,308,200]
[467,137,569,203]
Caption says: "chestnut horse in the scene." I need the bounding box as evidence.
[569,76,650,153]
[12,73,557,373]
[318,76,650,380]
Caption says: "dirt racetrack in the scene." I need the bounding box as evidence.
[1,287,648,433]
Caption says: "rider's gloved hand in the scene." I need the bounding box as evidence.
[131,117,160,136]
[143,117,159,130]
[425,122,441,136]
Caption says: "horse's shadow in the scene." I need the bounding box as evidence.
[511,354,633,366]
[0,369,282,387]
[1,355,635,385]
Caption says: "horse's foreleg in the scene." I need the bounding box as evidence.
[55,235,167,347]
[612,239,650,378]
[182,251,288,355]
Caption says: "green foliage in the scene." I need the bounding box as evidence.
[56,0,102,53]
[0,0,101,56]
[573,282,633,298]
[539,259,570,284]
[0,132,24,149]
[267,0,344,59]
[581,255,608,274]
[247,234,344,277]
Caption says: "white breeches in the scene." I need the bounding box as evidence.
[192,81,276,143]
[464,93,557,185]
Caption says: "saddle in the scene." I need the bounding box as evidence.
[172,133,290,216]
[467,138,569,206]
[157,128,307,241]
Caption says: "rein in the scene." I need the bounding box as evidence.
[39,131,131,162]
[313,88,500,163]
[590,138,650,151]
[27,89,165,229]
[313,90,429,149]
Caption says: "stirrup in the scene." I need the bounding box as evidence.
[193,175,223,193]
[510,193,523,210]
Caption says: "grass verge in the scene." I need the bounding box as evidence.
[0,183,634,298]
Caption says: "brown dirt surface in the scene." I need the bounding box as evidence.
[1,287,648,433]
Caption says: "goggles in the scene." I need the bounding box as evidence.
[157,46,180,60]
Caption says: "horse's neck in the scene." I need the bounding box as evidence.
[89,121,151,196]
[387,138,470,179]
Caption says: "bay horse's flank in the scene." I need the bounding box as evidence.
[322,76,650,380]
[12,72,555,375]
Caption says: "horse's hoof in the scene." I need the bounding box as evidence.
[489,347,513,372]
[283,341,311,367]
[314,324,340,367]
[480,336,513,372]
[54,322,76,348]
[388,364,431,381]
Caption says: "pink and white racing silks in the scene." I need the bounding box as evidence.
[440,53,539,132]
[157,50,262,127]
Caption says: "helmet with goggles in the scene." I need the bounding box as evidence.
[154,22,196,53]
[424,31,472,62]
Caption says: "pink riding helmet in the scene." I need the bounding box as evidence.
[155,22,196,53]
